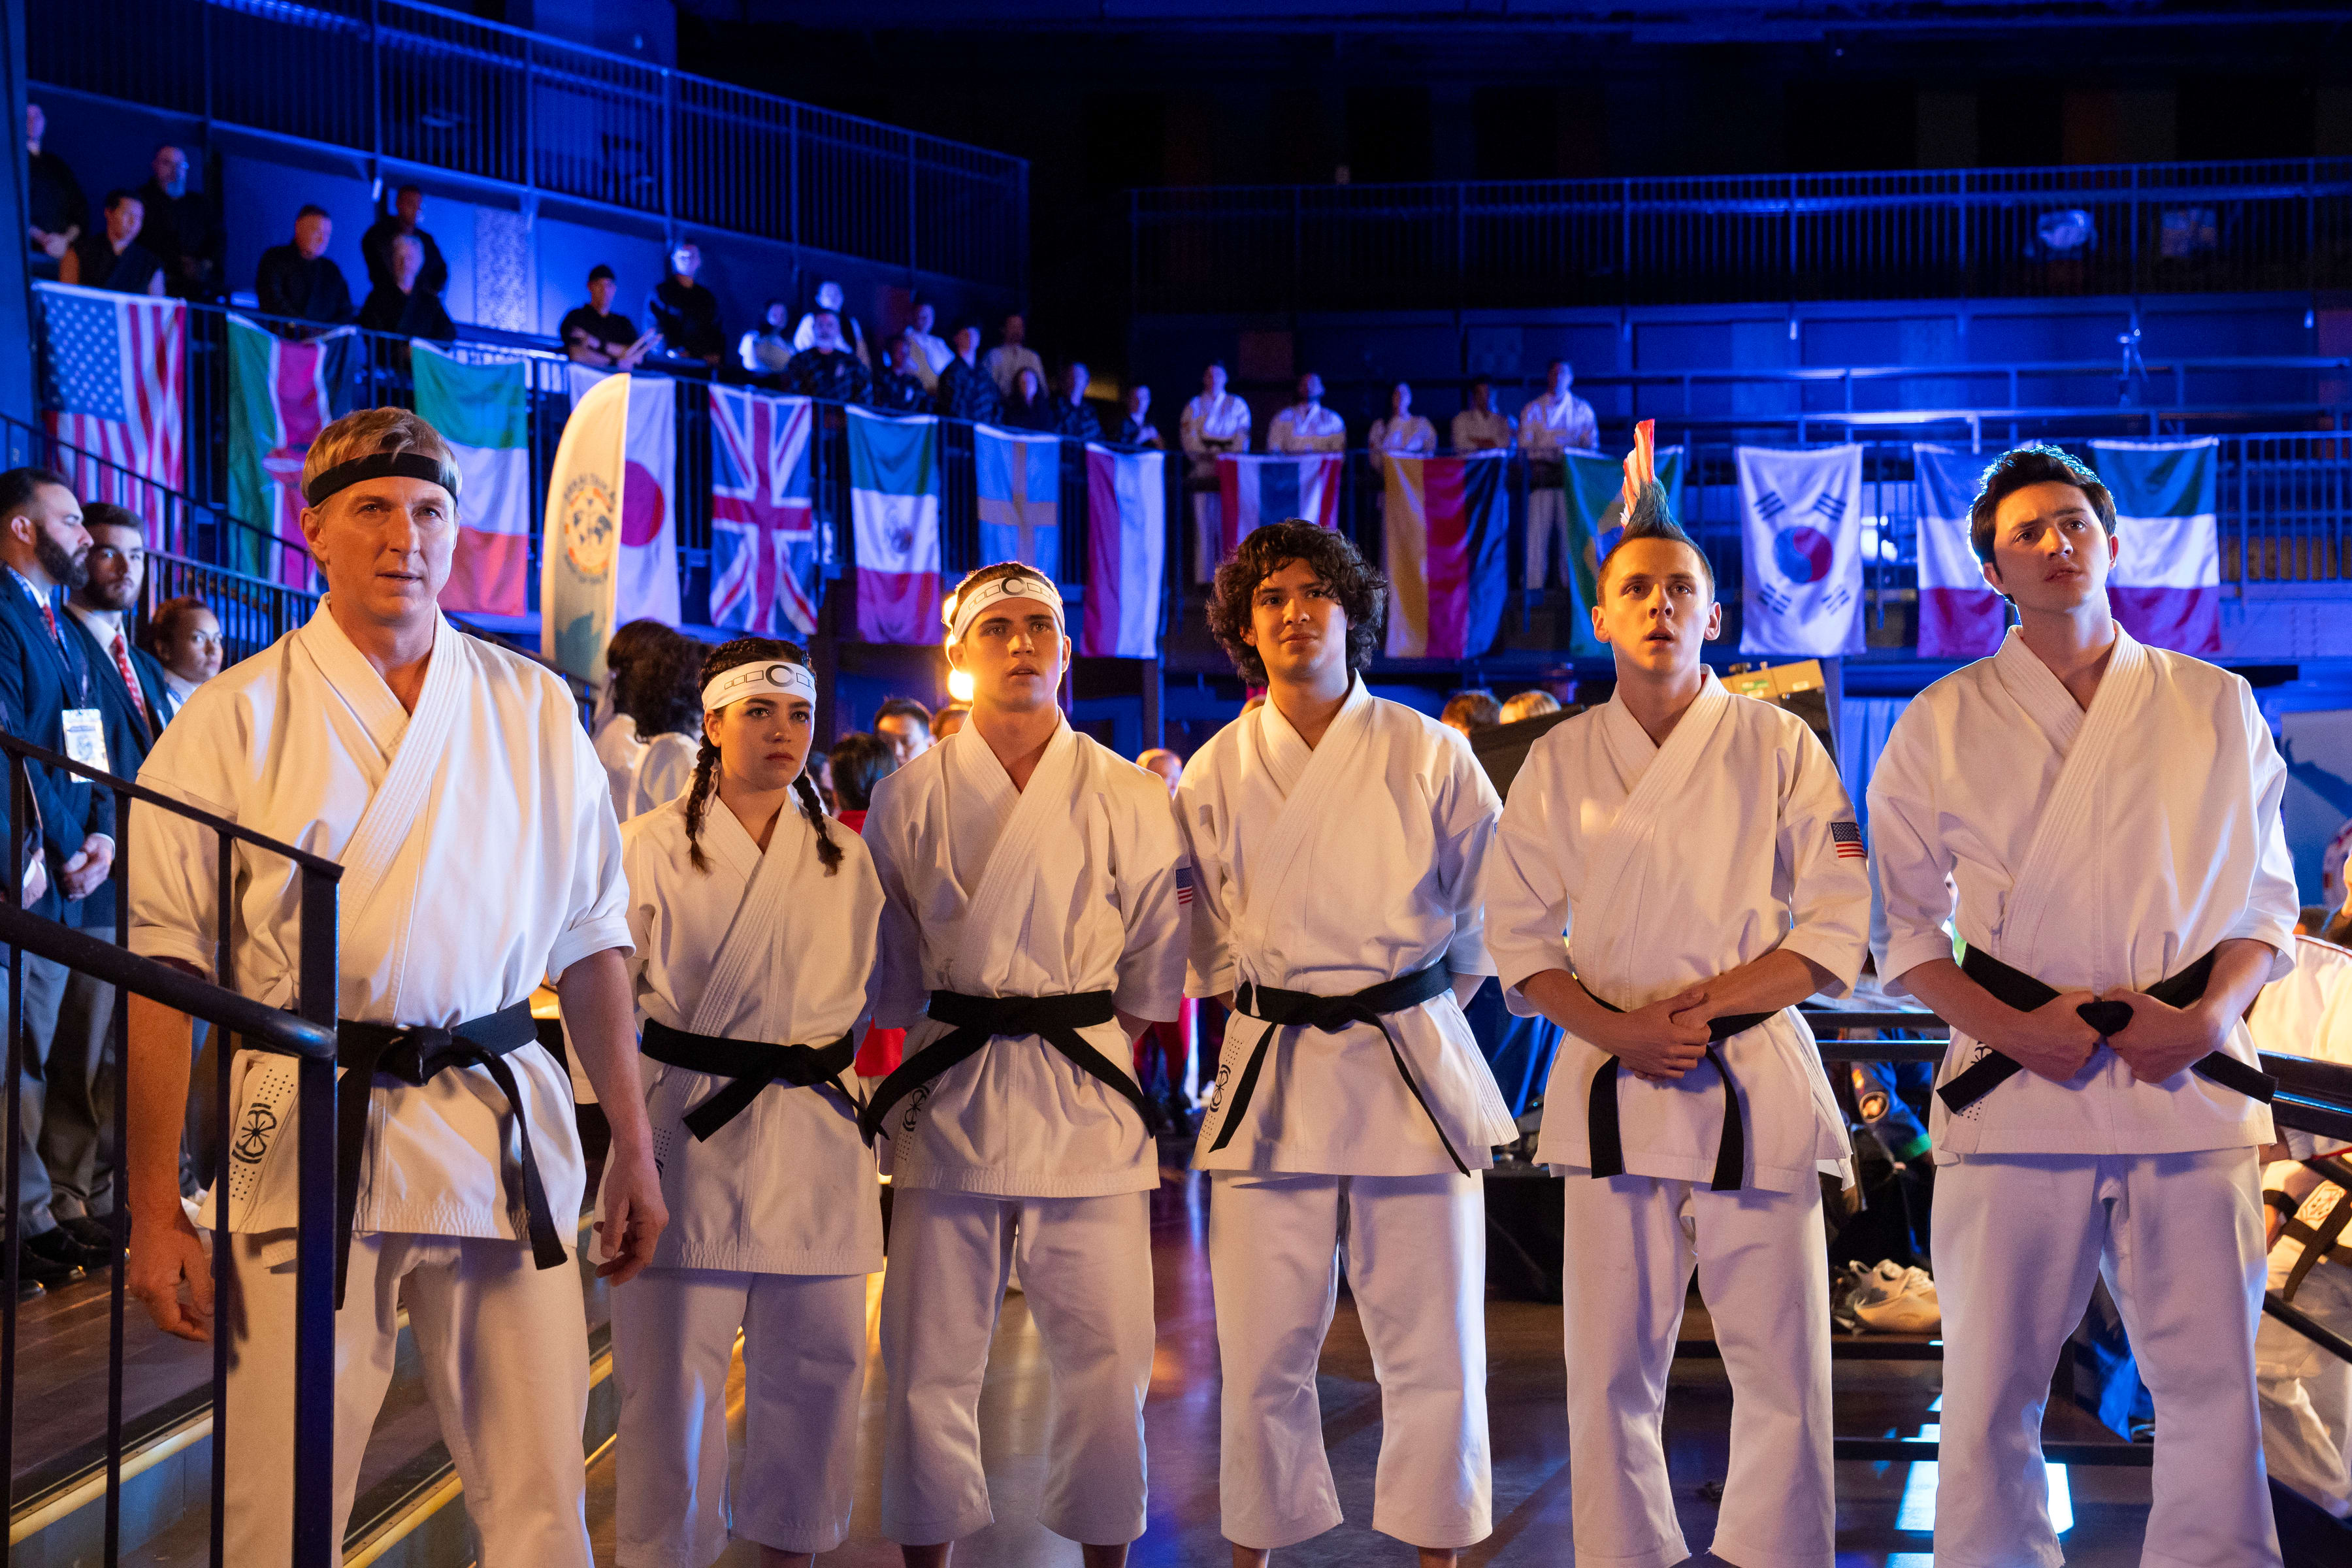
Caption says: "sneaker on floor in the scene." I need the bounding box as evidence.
[1848,1260,1941,1334]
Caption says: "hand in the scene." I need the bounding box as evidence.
[128,1204,214,1342]
[39,231,69,261]
[20,855,45,907]
[591,1141,667,1284]
[1989,990,2103,1084]
[60,834,114,900]
[1595,986,1714,1082]
[2266,1205,2286,1251]
[2101,991,2229,1085]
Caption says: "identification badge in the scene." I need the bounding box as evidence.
[61,708,108,774]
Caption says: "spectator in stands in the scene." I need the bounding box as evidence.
[982,312,1043,399]
[1051,362,1103,441]
[783,310,871,404]
[792,280,870,367]
[357,234,457,343]
[930,701,970,739]
[1498,689,1561,724]
[1001,366,1054,433]
[1450,376,1516,453]
[1181,361,1250,583]
[936,325,1000,425]
[613,629,704,820]
[829,732,899,830]
[135,145,221,302]
[255,204,353,331]
[562,264,655,370]
[1439,687,1501,736]
[738,299,792,379]
[870,337,932,414]
[1269,371,1345,453]
[59,191,164,297]
[1137,747,1182,792]
[361,184,448,299]
[645,240,723,367]
[1117,384,1163,449]
[902,300,951,390]
[1367,382,1436,457]
[147,595,222,707]
[1522,360,1599,589]
[24,104,84,280]
[873,696,934,764]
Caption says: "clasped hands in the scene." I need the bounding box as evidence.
[1995,987,2223,1086]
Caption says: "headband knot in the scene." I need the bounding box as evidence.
[303,451,462,508]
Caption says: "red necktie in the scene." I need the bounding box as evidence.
[37,597,58,646]
[111,630,149,726]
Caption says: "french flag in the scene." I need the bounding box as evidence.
[1218,453,1340,555]
[1914,444,2007,659]
[2091,438,2221,655]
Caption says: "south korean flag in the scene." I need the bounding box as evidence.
[1737,443,1867,658]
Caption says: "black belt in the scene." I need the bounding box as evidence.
[2280,1153,2352,1302]
[334,1001,563,1309]
[640,1017,860,1141]
[1936,945,2276,1114]
[1207,963,1467,1175]
[1580,981,1771,1193]
[858,990,1160,1143]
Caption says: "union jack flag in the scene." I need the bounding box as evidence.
[708,386,819,636]
[33,282,184,532]
[1831,821,1867,860]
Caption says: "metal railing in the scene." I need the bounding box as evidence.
[0,731,343,1564]
[1131,159,2352,312]
[27,0,1028,290]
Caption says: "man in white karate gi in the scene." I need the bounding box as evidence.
[1181,363,1252,585]
[860,563,1188,1568]
[1179,519,1516,1567]
[120,407,667,1567]
[1870,442,2298,1567]
[1484,482,1870,1568]
[1518,361,1598,591]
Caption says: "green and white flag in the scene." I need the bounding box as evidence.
[412,344,531,615]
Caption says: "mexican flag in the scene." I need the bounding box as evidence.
[847,406,941,644]
[225,315,355,587]
[412,344,531,616]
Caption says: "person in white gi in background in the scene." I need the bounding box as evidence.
[1365,383,1436,457]
[1182,363,1252,585]
[1181,520,1516,1567]
[1266,373,1345,455]
[1518,361,1599,591]
[1448,378,1515,455]
[1869,442,2297,1567]
[611,636,886,1568]
[2251,933,2352,1520]
[859,563,1188,1568]
[1483,478,1869,1568]
[594,617,679,820]
[120,407,668,1567]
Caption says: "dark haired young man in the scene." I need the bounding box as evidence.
[1179,520,1514,1567]
[1869,443,2296,1565]
[1484,482,1868,1568]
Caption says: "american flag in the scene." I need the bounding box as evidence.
[1831,821,1867,860]
[1174,862,1195,904]
[35,282,184,519]
[708,386,819,636]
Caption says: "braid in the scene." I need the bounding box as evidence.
[795,771,843,875]
[681,733,721,873]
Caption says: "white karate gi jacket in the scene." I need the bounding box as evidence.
[1177,679,1518,1176]
[864,722,1189,1198]
[1869,627,2300,1157]
[1267,403,1345,455]
[1181,392,1253,480]
[1484,676,1870,1191]
[132,603,627,1241]
[1518,391,1599,461]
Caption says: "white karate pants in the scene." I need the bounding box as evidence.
[1933,1150,2281,1568]
[1526,483,1570,589]
[878,1187,1154,1547]
[2257,1254,2352,1518]
[223,1230,591,1568]
[1209,1171,1492,1552]
[1191,491,1224,583]
[1558,1173,1833,1568]
[611,1267,870,1566]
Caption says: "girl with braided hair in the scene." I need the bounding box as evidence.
[607,636,883,1568]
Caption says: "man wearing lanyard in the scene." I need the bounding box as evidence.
[0,467,118,1287]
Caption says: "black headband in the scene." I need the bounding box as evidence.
[302,451,461,507]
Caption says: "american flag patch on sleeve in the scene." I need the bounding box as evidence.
[1174,863,1196,904]
[1831,822,1867,860]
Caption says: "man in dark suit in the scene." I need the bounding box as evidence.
[0,468,119,1288]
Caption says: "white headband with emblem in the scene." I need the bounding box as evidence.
[701,659,818,714]
[947,570,1064,645]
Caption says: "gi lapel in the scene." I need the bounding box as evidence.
[1578,674,1735,990]
[1229,678,1375,966]
[953,721,1082,988]
[684,803,806,1037]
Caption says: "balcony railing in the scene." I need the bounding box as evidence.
[27,0,1028,290]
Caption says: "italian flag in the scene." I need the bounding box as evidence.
[412,344,531,616]
[2090,438,2221,655]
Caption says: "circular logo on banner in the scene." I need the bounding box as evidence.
[1772,525,1835,585]
[561,472,619,578]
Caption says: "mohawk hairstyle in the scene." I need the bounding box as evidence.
[1599,479,1715,599]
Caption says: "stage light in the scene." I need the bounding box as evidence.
[948,666,975,702]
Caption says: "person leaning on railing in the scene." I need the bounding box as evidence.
[122,406,665,1568]
[563,263,658,371]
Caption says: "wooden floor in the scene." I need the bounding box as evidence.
[583,1169,2161,1567]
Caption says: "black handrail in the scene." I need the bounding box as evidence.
[0,730,343,877]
